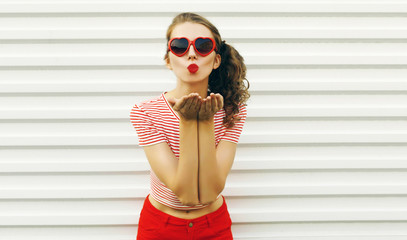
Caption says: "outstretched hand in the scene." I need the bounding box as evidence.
[166,93,223,121]
[167,93,202,120]
[198,93,224,121]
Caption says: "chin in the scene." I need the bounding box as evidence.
[181,76,205,83]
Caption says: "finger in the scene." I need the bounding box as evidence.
[192,95,201,111]
[172,98,181,111]
[211,93,217,113]
[198,99,203,113]
[183,96,193,111]
[189,93,197,105]
[198,95,204,109]
[191,92,199,99]
[189,93,201,110]
[180,95,191,109]
[205,97,211,113]
[178,95,193,112]
[216,94,224,110]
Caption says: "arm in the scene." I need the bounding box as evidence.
[174,118,199,205]
[142,94,201,206]
[197,93,238,204]
[198,120,237,204]
[143,119,199,206]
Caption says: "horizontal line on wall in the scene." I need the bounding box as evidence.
[0,237,133,240]
[247,107,407,118]
[2,28,407,39]
[0,187,149,199]
[230,209,407,223]
[0,161,149,173]
[0,185,406,199]
[0,237,138,240]
[0,81,406,93]
[0,133,406,146]
[1,159,406,173]
[0,65,166,70]
[1,65,407,71]
[238,133,407,144]
[2,39,407,44]
[0,107,406,120]
[1,56,407,66]
[224,185,407,197]
[233,159,407,171]
[0,2,407,14]
[234,235,407,240]
[1,143,407,151]
[1,90,407,96]
[1,12,407,17]
[0,209,406,225]
[238,143,407,148]
[1,29,407,40]
[0,234,405,240]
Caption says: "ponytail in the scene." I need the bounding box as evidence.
[164,12,250,128]
[209,41,250,128]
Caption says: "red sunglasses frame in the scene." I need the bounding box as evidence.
[167,37,217,57]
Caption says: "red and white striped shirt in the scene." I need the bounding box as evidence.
[130,92,247,210]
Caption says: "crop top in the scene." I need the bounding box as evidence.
[130,92,247,210]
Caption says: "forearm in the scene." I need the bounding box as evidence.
[173,118,199,205]
[198,118,224,204]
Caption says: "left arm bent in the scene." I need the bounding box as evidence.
[198,119,237,204]
[197,93,243,204]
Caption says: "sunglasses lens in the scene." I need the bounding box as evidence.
[170,38,189,55]
[195,38,214,55]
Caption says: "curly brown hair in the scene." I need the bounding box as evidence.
[164,12,250,128]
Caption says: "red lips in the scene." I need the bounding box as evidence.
[187,64,199,73]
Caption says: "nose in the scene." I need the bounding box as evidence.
[187,44,197,59]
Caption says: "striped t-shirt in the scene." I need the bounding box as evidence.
[130,92,247,210]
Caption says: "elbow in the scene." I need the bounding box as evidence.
[179,197,200,206]
[199,193,219,205]
[200,185,225,205]
[200,197,216,205]
[173,187,200,206]
[178,193,200,206]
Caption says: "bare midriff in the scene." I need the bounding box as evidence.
[148,195,224,219]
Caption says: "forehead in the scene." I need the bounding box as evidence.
[170,22,214,39]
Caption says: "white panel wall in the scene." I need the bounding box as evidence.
[1,1,407,239]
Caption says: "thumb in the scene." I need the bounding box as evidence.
[167,97,177,107]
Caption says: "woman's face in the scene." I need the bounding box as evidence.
[165,22,221,84]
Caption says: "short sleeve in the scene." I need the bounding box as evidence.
[130,104,167,146]
[220,104,247,144]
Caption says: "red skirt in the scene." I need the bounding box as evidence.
[137,195,233,240]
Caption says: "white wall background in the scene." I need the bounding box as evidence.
[1,0,407,239]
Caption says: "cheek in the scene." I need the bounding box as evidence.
[201,61,215,75]
[200,57,217,72]
[168,57,186,77]
[169,55,184,67]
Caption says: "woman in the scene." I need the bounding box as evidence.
[130,12,249,240]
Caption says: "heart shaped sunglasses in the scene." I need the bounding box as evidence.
[167,37,217,57]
